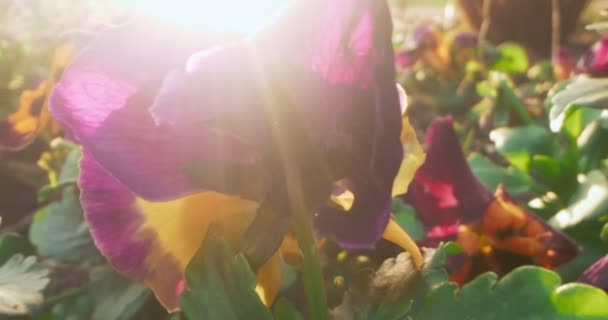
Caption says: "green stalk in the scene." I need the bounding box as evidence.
[266,91,328,319]
[499,80,535,125]
[286,168,329,320]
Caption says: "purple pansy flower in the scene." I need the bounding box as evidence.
[50,0,404,310]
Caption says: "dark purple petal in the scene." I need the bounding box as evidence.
[79,150,183,309]
[579,255,608,292]
[150,0,403,249]
[50,21,264,201]
[452,32,478,48]
[405,117,493,245]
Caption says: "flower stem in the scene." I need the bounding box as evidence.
[286,168,329,320]
[499,80,535,125]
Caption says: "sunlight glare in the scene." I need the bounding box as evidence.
[113,0,287,35]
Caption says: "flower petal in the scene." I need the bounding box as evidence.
[151,0,403,250]
[577,35,608,77]
[481,185,579,268]
[254,251,282,306]
[579,255,608,292]
[405,117,493,244]
[79,150,259,310]
[151,0,402,157]
[51,22,264,201]
[382,218,423,269]
[392,116,425,197]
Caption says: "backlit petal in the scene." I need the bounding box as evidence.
[51,22,263,201]
[481,185,579,268]
[255,251,282,306]
[151,0,403,250]
[405,117,493,245]
[79,150,258,310]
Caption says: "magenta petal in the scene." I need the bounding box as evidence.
[49,23,199,200]
[151,0,397,148]
[50,22,264,200]
[395,49,417,71]
[579,255,608,292]
[577,35,608,77]
[150,0,403,249]
[78,150,183,309]
[405,117,493,244]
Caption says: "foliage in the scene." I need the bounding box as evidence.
[415,267,608,319]
[179,231,273,320]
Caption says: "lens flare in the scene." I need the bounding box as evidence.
[113,0,286,35]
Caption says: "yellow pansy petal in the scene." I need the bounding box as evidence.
[392,116,425,197]
[382,218,423,269]
[255,251,282,306]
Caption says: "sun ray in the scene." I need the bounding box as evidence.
[113,0,287,35]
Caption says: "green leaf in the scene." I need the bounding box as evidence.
[490,125,554,172]
[273,298,304,320]
[179,231,272,320]
[529,155,562,186]
[468,153,532,196]
[51,293,93,320]
[414,266,608,319]
[549,171,608,230]
[550,77,608,132]
[442,241,463,256]
[577,119,608,173]
[493,84,511,127]
[0,254,49,315]
[48,267,149,320]
[29,188,101,265]
[490,43,529,75]
[561,105,602,141]
[89,266,150,320]
[0,233,33,265]
[57,148,81,184]
[476,81,493,98]
[37,148,81,202]
[527,61,554,82]
[601,222,608,246]
[393,200,425,241]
